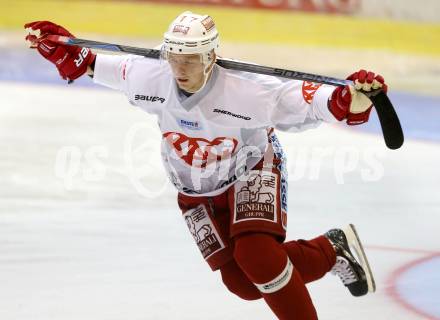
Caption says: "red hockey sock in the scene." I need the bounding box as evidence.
[234,233,318,320]
[219,259,262,301]
[282,236,336,283]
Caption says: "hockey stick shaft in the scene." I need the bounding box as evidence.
[48,36,404,149]
[49,36,350,86]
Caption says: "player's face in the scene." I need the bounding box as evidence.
[168,53,206,92]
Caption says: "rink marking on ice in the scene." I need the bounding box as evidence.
[365,244,440,319]
[385,252,440,320]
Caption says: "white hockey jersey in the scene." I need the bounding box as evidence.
[93,54,337,196]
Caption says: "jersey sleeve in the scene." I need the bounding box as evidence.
[92,54,165,116]
[92,53,130,92]
[270,80,338,132]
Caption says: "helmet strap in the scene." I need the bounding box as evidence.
[185,52,216,94]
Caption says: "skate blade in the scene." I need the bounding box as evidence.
[345,224,376,293]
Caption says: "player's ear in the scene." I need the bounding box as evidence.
[206,50,216,70]
[210,49,216,61]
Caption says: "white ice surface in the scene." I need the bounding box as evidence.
[0,82,439,320]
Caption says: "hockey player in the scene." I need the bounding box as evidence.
[25,13,385,319]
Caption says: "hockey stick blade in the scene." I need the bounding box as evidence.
[47,36,404,149]
[366,91,404,150]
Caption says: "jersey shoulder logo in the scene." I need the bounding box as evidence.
[302,81,322,104]
[122,62,127,80]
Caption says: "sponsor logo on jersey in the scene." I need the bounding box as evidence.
[163,132,238,168]
[213,108,251,120]
[134,94,166,104]
[178,119,202,130]
[183,204,225,260]
[234,171,277,223]
[269,132,288,215]
[302,81,322,104]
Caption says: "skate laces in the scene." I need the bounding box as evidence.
[331,257,357,285]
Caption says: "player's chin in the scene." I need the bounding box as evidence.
[177,82,193,91]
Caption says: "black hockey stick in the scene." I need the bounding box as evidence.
[48,36,404,150]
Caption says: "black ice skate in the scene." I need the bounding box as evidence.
[325,224,375,297]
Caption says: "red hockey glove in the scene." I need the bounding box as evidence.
[328,70,388,125]
[24,21,95,81]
